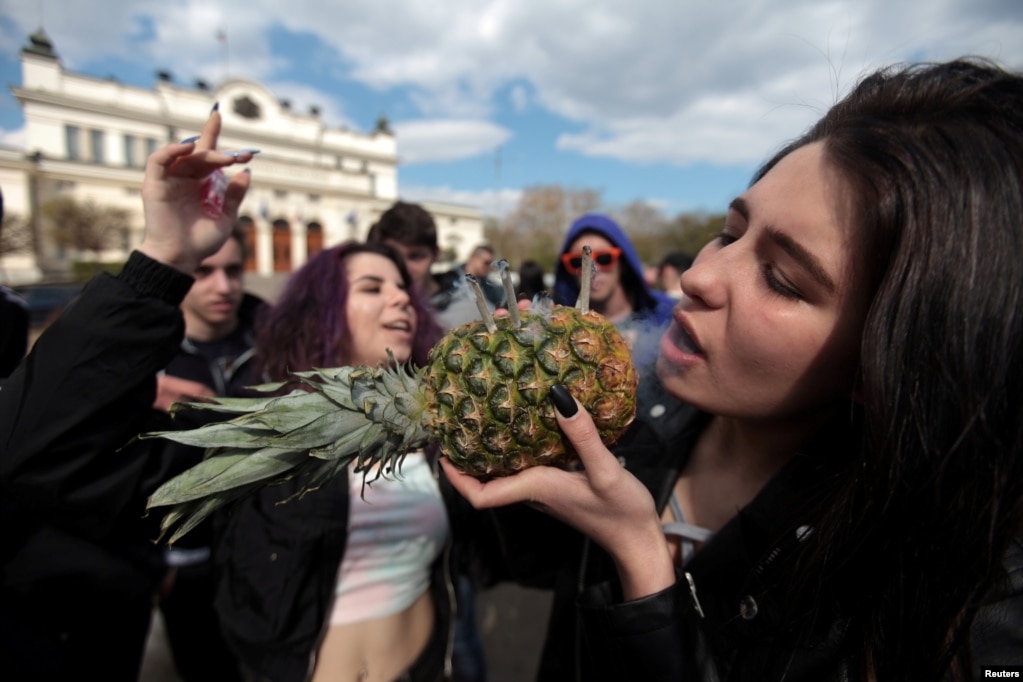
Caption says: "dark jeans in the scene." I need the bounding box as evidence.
[159,560,243,682]
[452,575,488,682]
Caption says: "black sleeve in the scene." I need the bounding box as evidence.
[578,575,711,681]
[0,251,194,541]
[971,538,1023,673]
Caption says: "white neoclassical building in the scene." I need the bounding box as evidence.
[0,29,484,285]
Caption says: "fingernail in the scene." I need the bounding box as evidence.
[241,168,251,174]
[179,135,200,144]
[223,148,261,157]
[211,101,220,113]
[240,148,261,155]
[549,384,578,418]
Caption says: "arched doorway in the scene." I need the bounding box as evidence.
[272,218,292,272]
[306,221,324,259]
[237,215,257,272]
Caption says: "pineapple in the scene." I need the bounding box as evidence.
[146,249,637,543]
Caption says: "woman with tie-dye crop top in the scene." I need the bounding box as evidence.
[210,241,467,682]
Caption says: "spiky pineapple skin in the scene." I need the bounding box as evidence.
[423,307,637,479]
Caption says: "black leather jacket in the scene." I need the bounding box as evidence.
[489,407,1023,681]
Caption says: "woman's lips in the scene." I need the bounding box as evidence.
[659,317,705,368]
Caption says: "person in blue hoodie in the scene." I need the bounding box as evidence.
[554,213,684,441]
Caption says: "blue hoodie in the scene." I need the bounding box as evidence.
[554,213,676,369]
[554,213,675,323]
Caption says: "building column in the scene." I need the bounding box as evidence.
[256,220,273,276]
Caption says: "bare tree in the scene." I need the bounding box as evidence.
[41,197,131,257]
[0,212,34,257]
[614,200,668,236]
[495,185,604,270]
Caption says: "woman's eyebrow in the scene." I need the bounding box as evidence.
[730,196,836,293]
[729,197,750,219]
[352,275,385,286]
[766,227,836,293]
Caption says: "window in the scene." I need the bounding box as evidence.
[124,134,137,167]
[308,194,320,203]
[274,190,287,200]
[65,125,81,160]
[90,129,105,163]
[146,138,159,159]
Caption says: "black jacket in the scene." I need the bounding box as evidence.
[489,408,1023,681]
[163,292,264,401]
[0,253,197,678]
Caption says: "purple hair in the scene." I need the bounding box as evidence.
[253,241,444,382]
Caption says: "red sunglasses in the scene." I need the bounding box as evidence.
[561,247,622,276]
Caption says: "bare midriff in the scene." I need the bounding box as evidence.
[311,590,435,682]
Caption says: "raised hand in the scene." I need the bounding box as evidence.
[152,375,217,413]
[440,386,676,601]
[138,105,254,273]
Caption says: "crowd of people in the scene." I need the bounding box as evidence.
[2,56,1023,682]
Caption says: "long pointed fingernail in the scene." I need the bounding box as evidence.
[179,135,200,144]
[223,148,261,157]
[549,384,578,418]
[211,101,220,113]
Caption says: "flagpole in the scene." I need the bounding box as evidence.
[218,28,229,80]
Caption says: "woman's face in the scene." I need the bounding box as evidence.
[345,252,418,367]
[657,142,870,420]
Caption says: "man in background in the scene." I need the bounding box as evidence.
[151,226,265,682]
[367,201,491,329]
[456,244,505,310]
[655,251,693,299]
[553,213,687,443]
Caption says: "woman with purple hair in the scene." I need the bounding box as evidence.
[211,241,460,681]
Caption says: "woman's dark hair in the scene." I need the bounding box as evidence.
[760,59,1023,678]
[253,241,444,382]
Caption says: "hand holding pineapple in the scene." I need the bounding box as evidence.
[137,104,253,274]
[439,384,676,602]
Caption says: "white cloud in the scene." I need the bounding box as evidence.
[0,126,26,149]
[2,0,1021,169]
[399,184,522,217]
[394,119,511,164]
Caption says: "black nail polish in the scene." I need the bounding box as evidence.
[211,101,220,113]
[549,384,578,417]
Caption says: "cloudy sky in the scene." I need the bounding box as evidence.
[1,0,1021,217]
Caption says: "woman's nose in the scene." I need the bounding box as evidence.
[680,247,728,309]
[390,284,411,307]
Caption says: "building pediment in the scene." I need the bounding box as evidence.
[215,79,285,127]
